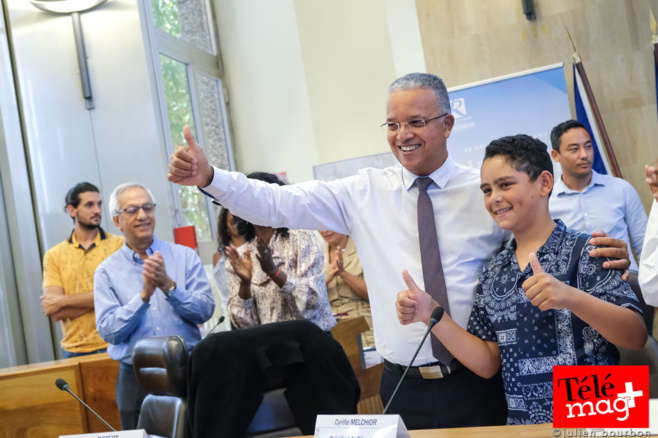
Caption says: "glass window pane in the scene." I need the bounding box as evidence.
[151,0,213,54]
[160,54,212,242]
[195,72,230,170]
[150,0,181,36]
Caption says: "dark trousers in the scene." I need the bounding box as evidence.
[380,365,508,430]
[116,362,148,430]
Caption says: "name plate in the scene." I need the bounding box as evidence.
[315,415,410,438]
[60,430,148,438]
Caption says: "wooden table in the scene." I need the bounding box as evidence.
[0,353,120,437]
[305,423,560,437]
[404,424,559,437]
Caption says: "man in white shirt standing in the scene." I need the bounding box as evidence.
[549,120,647,272]
[168,73,631,430]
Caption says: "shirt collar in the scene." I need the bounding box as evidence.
[554,170,605,195]
[401,155,456,191]
[120,234,159,263]
[67,227,107,248]
[535,219,567,256]
[496,219,567,266]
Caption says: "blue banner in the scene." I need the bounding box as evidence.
[447,65,572,171]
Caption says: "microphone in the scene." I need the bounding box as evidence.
[55,378,116,432]
[382,307,445,415]
[208,315,226,334]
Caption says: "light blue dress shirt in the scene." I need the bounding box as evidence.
[94,236,215,364]
[201,157,508,366]
[549,170,647,272]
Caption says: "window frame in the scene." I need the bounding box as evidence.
[139,0,235,244]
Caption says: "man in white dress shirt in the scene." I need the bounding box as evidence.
[168,73,630,430]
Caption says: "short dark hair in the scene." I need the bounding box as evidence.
[65,182,99,210]
[483,135,553,183]
[550,120,587,151]
[217,208,232,250]
[236,172,289,241]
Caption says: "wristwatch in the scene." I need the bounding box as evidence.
[164,281,176,297]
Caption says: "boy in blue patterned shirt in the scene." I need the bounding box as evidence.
[396,134,647,424]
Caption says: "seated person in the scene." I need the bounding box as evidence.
[226,172,336,332]
[396,134,647,425]
[320,230,374,347]
[212,208,246,310]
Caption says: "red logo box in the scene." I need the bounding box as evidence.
[553,365,649,428]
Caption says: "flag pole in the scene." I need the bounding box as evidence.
[651,8,658,72]
[566,27,622,178]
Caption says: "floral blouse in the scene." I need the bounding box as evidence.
[227,229,336,331]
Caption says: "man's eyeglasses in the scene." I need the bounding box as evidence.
[381,112,450,136]
[117,203,156,216]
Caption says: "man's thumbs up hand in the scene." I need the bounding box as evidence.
[168,125,214,187]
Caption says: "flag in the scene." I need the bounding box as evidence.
[572,63,613,175]
[650,7,658,184]
[565,25,621,177]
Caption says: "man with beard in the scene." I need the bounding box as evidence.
[41,182,124,358]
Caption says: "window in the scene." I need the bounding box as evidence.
[144,0,234,243]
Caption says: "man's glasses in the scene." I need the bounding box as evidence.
[381,112,449,136]
[117,203,156,216]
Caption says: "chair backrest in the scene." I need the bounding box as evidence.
[187,320,360,438]
[619,336,658,398]
[245,384,302,437]
[133,336,189,438]
[627,272,654,337]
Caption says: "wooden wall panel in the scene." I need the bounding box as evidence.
[416,0,658,210]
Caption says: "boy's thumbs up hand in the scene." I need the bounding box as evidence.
[396,269,440,326]
[522,253,571,311]
[528,252,544,275]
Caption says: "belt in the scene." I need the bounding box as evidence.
[384,359,464,380]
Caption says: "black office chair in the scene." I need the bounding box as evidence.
[187,320,360,438]
[619,336,658,398]
[133,336,189,438]
[618,273,658,397]
[244,368,302,438]
[627,272,654,337]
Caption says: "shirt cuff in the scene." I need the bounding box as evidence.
[234,295,255,309]
[279,279,295,295]
[128,292,150,313]
[198,166,228,201]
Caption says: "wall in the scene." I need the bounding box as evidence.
[0,0,175,363]
[214,0,426,182]
[416,0,658,210]
[293,0,396,166]
[214,0,319,183]
[7,0,174,248]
